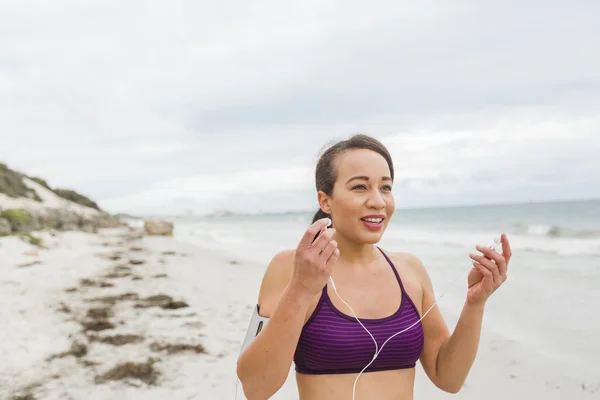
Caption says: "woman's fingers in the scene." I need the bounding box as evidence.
[319,238,337,260]
[501,233,512,266]
[469,253,501,284]
[476,244,508,278]
[473,261,493,278]
[299,218,331,250]
[313,228,336,254]
[325,247,340,267]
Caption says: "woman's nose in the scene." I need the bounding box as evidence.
[366,190,385,209]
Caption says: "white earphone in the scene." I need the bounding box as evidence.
[328,237,502,400]
[236,233,502,400]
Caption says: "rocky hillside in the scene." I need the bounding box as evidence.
[1,162,101,210]
[0,162,121,237]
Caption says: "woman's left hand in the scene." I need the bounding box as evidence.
[466,233,512,306]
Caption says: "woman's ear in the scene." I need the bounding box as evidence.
[317,191,332,214]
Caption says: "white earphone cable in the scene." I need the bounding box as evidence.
[329,239,501,400]
[235,238,501,399]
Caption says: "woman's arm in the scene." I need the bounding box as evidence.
[431,300,486,392]
[236,250,309,399]
[236,218,338,399]
[408,234,512,393]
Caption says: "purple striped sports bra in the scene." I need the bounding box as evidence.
[293,247,424,375]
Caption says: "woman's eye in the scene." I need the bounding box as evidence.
[352,184,367,190]
[352,184,392,191]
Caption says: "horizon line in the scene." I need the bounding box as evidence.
[123,195,600,219]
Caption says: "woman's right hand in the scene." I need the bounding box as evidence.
[290,218,340,298]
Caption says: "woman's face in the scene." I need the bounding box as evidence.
[319,148,395,244]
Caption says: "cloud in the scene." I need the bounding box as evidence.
[0,1,598,215]
[97,106,600,215]
[100,165,315,214]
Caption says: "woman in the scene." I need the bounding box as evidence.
[236,134,512,399]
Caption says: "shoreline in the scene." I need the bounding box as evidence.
[0,227,598,399]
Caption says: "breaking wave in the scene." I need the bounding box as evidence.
[514,224,600,239]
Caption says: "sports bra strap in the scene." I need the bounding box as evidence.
[377,246,408,295]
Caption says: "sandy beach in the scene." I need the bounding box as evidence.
[3,1,600,398]
[0,223,597,400]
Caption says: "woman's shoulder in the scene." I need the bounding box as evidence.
[382,249,431,282]
[265,248,296,276]
[256,248,296,317]
[382,249,433,309]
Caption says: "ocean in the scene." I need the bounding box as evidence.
[173,199,600,263]
[172,199,600,381]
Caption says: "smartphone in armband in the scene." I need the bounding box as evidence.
[238,304,270,359]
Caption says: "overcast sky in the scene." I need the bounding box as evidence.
[1,0,599,215]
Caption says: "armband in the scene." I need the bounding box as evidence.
[238,304,269,359]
